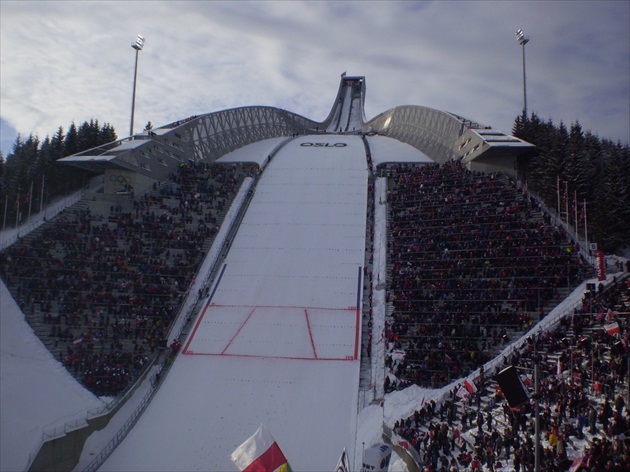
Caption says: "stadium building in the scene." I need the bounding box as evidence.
[2,76,628,472]
[59,76,534,195]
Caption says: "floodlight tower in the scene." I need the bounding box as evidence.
[516,28,530,116]
[129,34,145,137]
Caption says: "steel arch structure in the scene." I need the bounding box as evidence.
[60,75,532,189]
[366,105,480,165]
[184,106,321,163]
[59,106,321,184]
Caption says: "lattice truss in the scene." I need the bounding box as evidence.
[185,106,321,163]
[367,105,469,164]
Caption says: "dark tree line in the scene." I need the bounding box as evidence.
[513,112,630,254]
[1,113,628,255]
[0,120,116,228]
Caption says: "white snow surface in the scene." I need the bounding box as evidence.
[217,137,290,167]
[101,134,368,471]
[366,136,433,169]
[213,134,433,172]
[0,282,108,472]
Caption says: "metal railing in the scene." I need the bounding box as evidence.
[0,191,83,252]
[81,364,165,472]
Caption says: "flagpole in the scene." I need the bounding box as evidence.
[584,200,588,249]
[564,180,569,225]
[592,343,596,394]
[574,189,578,242]
[27,181,33,223]
[534,357,541,472]
[570,344,573,386]
[556,175,560,219]
[40,175,45,214]
[2,195,7,231]
[15,195,20,229]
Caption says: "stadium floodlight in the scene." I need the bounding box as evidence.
[129,34,145,137]
[133,34,145,51]
[515,28,530,116]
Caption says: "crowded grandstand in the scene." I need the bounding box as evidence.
[1,75,627,471]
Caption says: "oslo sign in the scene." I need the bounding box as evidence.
[300,142,347,147]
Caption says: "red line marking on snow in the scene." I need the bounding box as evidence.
[209,303,351,312]
[183,304,359,360]
[182,302,213,354]
[184,352,355,361]
[304,308,318,359]
[221,306,258,355]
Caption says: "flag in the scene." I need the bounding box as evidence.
[456,385,468,399]
[231,424,291,472]
[445,353,453,363]
[335,448,350,472]
[340,71,347,77]
[605,321,621,336]
[568,455,583,472]
[464,379,477,393]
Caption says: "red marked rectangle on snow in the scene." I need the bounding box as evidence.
[183,304,358,360]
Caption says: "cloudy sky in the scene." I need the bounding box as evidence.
[1,1,628,156]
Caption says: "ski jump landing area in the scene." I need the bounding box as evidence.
[184,301,360,360]
[101,134,369,471]
[182,134,368,363]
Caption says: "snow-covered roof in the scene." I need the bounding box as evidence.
[217,137,290,167]
[368,135,434,167]
[470,128,533,148]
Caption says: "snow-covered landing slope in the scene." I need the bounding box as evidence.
[101,135,369,471]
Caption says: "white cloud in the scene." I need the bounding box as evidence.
[1,0,628,156]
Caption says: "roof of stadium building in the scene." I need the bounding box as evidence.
[59,75,534,179]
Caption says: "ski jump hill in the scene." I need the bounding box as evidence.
[1,76,535,471]
[103,133,368,470]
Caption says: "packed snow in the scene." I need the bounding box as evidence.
[101,134,368,470]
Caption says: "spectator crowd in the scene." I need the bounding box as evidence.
[1,152,627,471]
[0,161,257,396]
[380,160,587,389]
[391,275,629,471]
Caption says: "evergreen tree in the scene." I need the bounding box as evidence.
[100,123,117,144]
[592,145,630,251]
[64,122,79,157]
[0,119,117,228]
[513,113,630,254]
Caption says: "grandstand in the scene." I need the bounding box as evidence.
[0,76,627,471]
